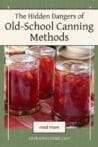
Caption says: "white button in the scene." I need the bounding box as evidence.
[33,122,66,133]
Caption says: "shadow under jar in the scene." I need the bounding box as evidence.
[5,54,40,116]
[53,60,91,127]
[26,46,55,99]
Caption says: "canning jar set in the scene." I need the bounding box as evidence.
[5,46,92,126]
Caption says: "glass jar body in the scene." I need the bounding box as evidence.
[53,60,91,126]
[26,46,55,99]
[5,54,40,115]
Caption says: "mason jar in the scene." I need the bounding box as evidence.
[53,60,91,127]
[5,54,40,115]
[26,46,55,99]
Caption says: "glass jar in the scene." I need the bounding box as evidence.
[5,54,40,115]
[53,60,91,127]
[26,46,55,99]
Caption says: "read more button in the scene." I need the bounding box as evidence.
[33,122,66,133]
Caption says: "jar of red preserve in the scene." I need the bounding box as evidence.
[26,46,55,99]
[53,60,91,127]
[5,54,40,115]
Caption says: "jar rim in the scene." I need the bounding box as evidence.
[6,54,39,66]
[56,60,91,73]
[25,46,55,56]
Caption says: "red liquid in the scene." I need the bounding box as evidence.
[5,62,39,113]
[39,55,55,99]
[53,70,90,123]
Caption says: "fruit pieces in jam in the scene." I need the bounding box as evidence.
[53,60,91,126]
[39,55,55,99]
[25,46,55,99]
[5,62,40,115]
